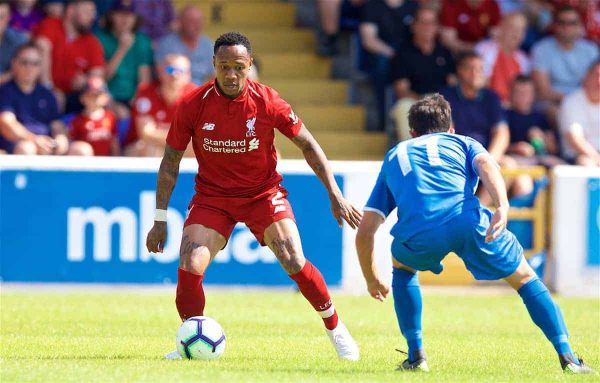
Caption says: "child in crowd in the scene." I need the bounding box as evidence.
[505,75,560,165]
[69,76,119,156]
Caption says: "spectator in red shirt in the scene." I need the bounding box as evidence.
[124,53,195,156]
[440,0,501,53]
[35,0,104,112]
[69,76,119,156]
[475,12,531,104]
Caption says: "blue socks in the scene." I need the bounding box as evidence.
[392,268,423,362]
[518,278,575,361]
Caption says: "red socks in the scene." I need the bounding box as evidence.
[176,262,339,330]
[175,268,205,321]
[289,261,339,330]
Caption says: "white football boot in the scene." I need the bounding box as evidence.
[165,350,183,360]
[326,321,360,361]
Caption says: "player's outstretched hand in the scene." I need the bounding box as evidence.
[486,206,508,243]
[367,278,390,302]
[146,222,167,253]
[330,194,362,229]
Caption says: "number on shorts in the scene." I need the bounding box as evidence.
[272,191,286,213]
[390,136,444,176]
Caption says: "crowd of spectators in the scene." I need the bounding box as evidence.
[1,0,598,173]
[317,0,599,171]
[0,0,214,157]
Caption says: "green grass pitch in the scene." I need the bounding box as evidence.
[1,289,598,382]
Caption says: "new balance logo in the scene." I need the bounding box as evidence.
[289,110,299,125]
[248,138,260,151]
[202,122,215,131]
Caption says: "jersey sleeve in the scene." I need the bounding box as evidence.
[269,90,302,139]
[34,18,55,40]
[465,136,488,175]
[364,167,396,219]
[489,91,506,127]
[531,41,550,73]
[88,36,105,69]
[137,33,153,66]
[0,85,14,113]
[47,91,60,122]
[390,53,408,83]
[165,101,192,150]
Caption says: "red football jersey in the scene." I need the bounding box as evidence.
[167,79,302,197]
[124,81,196,146]
[69,110,117,156]
[440,0,501,43]
[35,17,104,93]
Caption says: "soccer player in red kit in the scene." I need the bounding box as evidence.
[146,32,362,361]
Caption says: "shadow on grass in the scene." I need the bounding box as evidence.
[4,355,155,361]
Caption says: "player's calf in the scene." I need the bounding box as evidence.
[506,258,589,372]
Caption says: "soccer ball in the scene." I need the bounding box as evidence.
[176,316,226,360]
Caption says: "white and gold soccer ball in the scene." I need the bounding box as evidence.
[176,316,226,360]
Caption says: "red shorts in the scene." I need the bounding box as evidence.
[184,185,295,245]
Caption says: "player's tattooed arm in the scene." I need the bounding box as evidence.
[292,124,337,194]
[291,124,362,229]
[147,145,185,253]
[156,144,185,209]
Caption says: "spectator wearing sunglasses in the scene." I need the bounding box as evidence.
[123,53,196,156]
[531,5,598,122]
[0,43,82,155]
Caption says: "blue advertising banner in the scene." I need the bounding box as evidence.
[588,178,600,266]
[0,167,343,285]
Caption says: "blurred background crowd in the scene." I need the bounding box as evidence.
[0,0,598,185]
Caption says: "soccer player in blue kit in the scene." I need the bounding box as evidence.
[355,94,595,374]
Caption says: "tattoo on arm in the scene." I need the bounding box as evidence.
[156,145,185,210]
[292,125,340,197]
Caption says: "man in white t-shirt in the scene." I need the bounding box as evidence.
[558,60,600,166]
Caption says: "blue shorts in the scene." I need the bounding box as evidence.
[391,207,523,280]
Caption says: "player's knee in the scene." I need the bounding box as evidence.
[511,175,534,197]
[68,141,94,156]
[13,140,38,155]
[576,155,596,167]
[505,258,537,289]
[180,244,212,274]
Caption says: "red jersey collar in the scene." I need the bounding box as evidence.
[212,79,250,102]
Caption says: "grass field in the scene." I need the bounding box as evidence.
[1,288,599,382]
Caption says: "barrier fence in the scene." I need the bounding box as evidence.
[0,157,596,296]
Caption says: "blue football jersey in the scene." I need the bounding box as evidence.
[365,133,488,242]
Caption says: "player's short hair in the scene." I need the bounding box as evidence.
[512,74,533,86]
[555,5,580,21]
[66,0,94,6]
[456,50,481,68]
[214,32,252,56]
[12,42,40,60]
[0,0,10,8]
[408,94,452,136]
